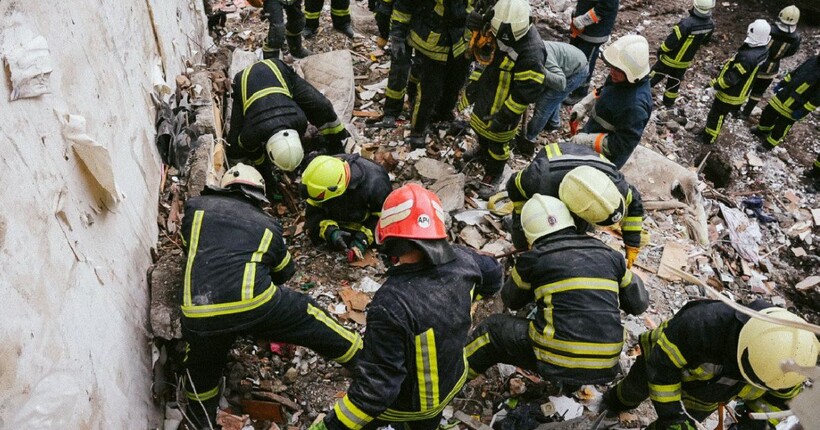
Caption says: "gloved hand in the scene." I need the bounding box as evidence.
[466,10,485,31]
[350,232,368,253]
[308,419,329,430]
[329,229,352,250]
[571,11,596,31]
[390,35,407,58]
[571,132,604,150]
[570,102,588,122]
[625,246,640,269]
[727,419,770,430]
[647,419,698,430]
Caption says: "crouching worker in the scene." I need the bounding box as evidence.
[466,194,648,390]
[180,164,363,428]
[301,155,392,262]
[312,184,504,430]
[604,300,819,430]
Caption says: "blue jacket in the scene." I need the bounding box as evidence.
[582,76,653,168]
[572,0,619,44]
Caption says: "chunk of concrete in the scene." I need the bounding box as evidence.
[459,226,486,249]
[429,173,465,212]
[415,157,456,180]
[149,252,185,340]
[187,134,219,196]
[299,50,355,123]
[190,70,216,135]
[229,49,259,79]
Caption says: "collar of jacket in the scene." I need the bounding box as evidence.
[530,228,582,249]
[385,260,436,276]
[603,75,650,88]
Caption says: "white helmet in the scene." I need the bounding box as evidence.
[601,35,651,83]
[266,129,304,172]
[778,5,800,26]
[559,166,626,227]
[521,194,576,245]
[744,19,771,47]
[221,163,268,202]
[692,0,715,14]
[491,0,532,44]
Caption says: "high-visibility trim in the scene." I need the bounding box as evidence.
[746,397,785,427]
[334,395,373,430]
[622,216,642,232]
[593,133,606,154]
[242,60,292,114]
[533,347,620,369]
[541,295,555,338]
[674,35,694,63]
[660,42,671,53]
[619,270,633,288]
[319,220,340,240]
[511,266,531,290]
[769,96,794,118]
[770,384,802,399]
[182,283,278,318]
[306,198,322,208]
[338,221,375,245]
[733,63,747,74]
[806,102,816,111]
[543,143,563,159]
[657,332,688,368]
[469,70,482,81]
[391,9,411,23]
[491,57,515,114]
[682,394,718,412]
[660,55,691,69]
[415,329,438,410]
[385,86,406,100]
[331,7,350,16]
[468,368,481,379]
[672,25,682,40]
[716,65,761,105]
[534,277,619,300]
[513,201,524,213]
[815,159,820,169]
[319,119,345,135]
[514,171,527,199]
[465,333,490,358]
[649,382,682,403]
[737,384,767,400]
[272,251,292,272]
[187,385,220,402]
[306,304,362,363]
[433,0,444,16]
[408,31,449,62]
[528,324,623,356]
[504,97,528,115]
[304,10,321,19]
[682,363,718,382]
[379,353,469,420]
[488,144,511,161]
[183,210,205,307]
[514,70,546,85]
[242,228,274,300]
[469,114,517,142]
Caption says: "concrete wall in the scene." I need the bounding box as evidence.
[0,1,207,428]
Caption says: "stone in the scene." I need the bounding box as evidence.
[795,276,820,291]
[415,157,456,180]
[665,120,680,132]
[149,253,185,340]
[429,174,465,212]
[283,367,299,384]
[458,225,486,249]
[228,49,259,80]
[299,50,355,123]
[657,241,688,281]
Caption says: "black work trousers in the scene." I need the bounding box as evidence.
[466,314,540,378]
[411,53,471,136]
[704,98,739,144]
[569,38,603,98]
[361,415,443,430]
[650,62,687,107]
[756,104,795,148]
[304,0,350,29]
[183,287,361,428]
[384,47,420,118]
[263,0,306,56]
[742,76,775,116]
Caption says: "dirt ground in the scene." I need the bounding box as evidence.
[151,0,820,428]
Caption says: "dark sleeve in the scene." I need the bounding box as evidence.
[265,219,296,285]
[620,183,645,248]
[389,0,413,37]
[227,74,244,148]
[713,57,745,89]
[464,248,503,299]
[284,63,342,134]
[325,303,408,429]
[784,35,801,58]
[305,202,336,245]
[363,174,393,244]
[591,0,618,22]
[659,23,684,55]
[506,161,546,250]
[618,270,649,315]
[703,26,713,44]
[502,52,547,118]
[501,254,536,310]
[605,103,650,168]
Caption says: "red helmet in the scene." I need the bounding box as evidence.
[376,183,447,244]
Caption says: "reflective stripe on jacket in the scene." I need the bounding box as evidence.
[767,55,820,120]
[711,44,768,105]
[658,9,713,69]
[758,25,801,79]
[389,0,470,61]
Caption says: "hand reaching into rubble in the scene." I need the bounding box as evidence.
[329,229,351,251]
[625,245,640,269]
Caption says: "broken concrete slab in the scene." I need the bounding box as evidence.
[454,209,490,226]
[299,50,355,123]
[429,174,465,212]
[459,225,487,249]
[187,134,217,196]
[657,241,688,281]
[190,71,216,136]
[229,48,259,79]
[149,252,184,340]
[415,157,456,180]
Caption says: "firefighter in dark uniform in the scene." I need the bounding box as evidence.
[752,55,818,151]
[741,6,802,117]
[303,0,354,39]
[506,142,646,266]
[391,0,472,148]
[604,300,819,430]
[650,0,715,108]
[461,0,547,184]
[703,19,770,145]
[300,154,392,261]
[311,184,503,430]
[467,194,648,388]
[180,164,363,429]
[227,59,349,190]
[566,0,619,103]
[261,0,312,59]
[570,35,653,168]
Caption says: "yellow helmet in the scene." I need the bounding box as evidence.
[559,166,625,226]
[221,163,267,202]
[778,5,800,26]
[266,129,303,172]
[301,155,350,202]
[737,307,820,390]
[521,194,576,245]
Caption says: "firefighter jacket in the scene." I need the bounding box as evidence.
[304,154,392,247]
[640,300,801,428]
[758,25,801,79]
[463,26,548,143]
[657,8,714,70]
[324,245,503,429]
[571,0,619,44]
[710,44,768,106]
[503,229,643,385]
[580,75,653,168]
[180,188,296,335]
[389,0,470,62]
[767,55,820,121]
[227,59,346,164]
[506,143,646,250]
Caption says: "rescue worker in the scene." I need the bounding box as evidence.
[565,0,619,104]
[300,155,392,261]
[603,300,819,430]
[180,164,362,428]
[702,19,770,145]
[649,0,715,108]
[261,0,312,59]
[522,41,588,147]
[741,6,802,118]
[311,184,503,430]
[466,194,648,388]
[461,0,547,185]
[570,35,653,169]
[752,54,818,152]
[227,59,349,190]
[506,143,646,266]
[302,0,354,39]
[391,0,472,148]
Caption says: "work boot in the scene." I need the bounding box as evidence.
[699,129,714,145]
[334,23,355,39]
[756,141,776,152]
[262,48,280,60]
[370,115,397,129]
[407,133,426,149]
[514,134,536,157]
[286,35,312,58]
[740,102,756,118]
[477,173,506,200]
[749,125,766,138]
[302,26,318,39]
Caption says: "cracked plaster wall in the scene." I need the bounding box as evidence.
[0,0,208,428]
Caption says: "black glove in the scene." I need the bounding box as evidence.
[466,11,485,31]
[391,35,407,59]
[647,419,698,430]
[329,229,351,250]
[350,232,369,253]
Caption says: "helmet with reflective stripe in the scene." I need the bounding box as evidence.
[221,163,267,202]
[778,5,800,26]
[491,0,532,44]
[559,166,625,227]
[301,155,350,202]
[376,183,447,244]
[745,19,771,47]
[521,194,576,245]
[692,0,715,14]
[601,35,651,83]
[266,129,304,172]
[737,307,819,390]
